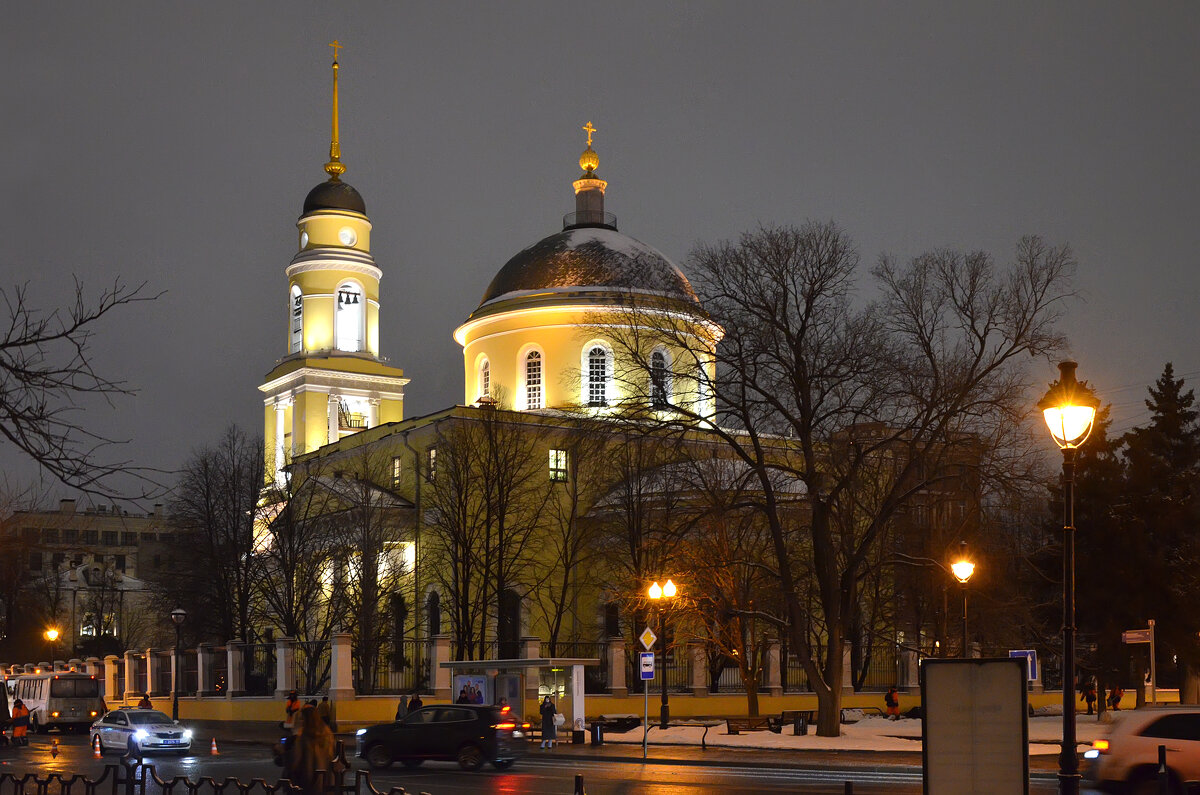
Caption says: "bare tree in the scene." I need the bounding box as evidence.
[605,224,1073,734]
[0,279,162,496]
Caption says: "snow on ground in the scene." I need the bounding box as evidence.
[604,714,1120,756]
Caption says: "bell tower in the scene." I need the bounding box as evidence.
[259,43,408,484]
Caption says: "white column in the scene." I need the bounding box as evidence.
[367,397,380,428]
[841,641,854,695]
[275,637,296,699]
[123,650,138,702]
[327,394,340,444]
[274,400,287,479]
[607,637,626,696]
[226,640,246,698]
[103,655,119,702]
[196,644,213,696]
[432,635,451,699]
[689,645,708,696]
[329,633,355,701]
[766,640,783,697]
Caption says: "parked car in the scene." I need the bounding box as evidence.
[90,709,193,756]
[356,704,524,771]
[1083,707,1200,793]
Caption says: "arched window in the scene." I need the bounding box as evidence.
[478,359,490,400]
[334,281,364,352]
[290,285,303,354]
[426,591,441,636]
[650,349,670,407]
[587,346,609,407]
[525,350,543,410]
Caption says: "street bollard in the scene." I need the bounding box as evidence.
[844,782,853,794]
[1160,744,1169,794]
[574,773,586,794]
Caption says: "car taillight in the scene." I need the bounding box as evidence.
[51,711,60,717]
[493,723,516,730]
[1092,739,1109,753]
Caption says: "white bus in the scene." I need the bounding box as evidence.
[6,672,104,733]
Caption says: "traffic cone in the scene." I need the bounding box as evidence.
[93,735,102,758]
[210,737,219,755]
[51,738,59,758]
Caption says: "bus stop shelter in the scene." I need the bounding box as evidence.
[439,657,599,730]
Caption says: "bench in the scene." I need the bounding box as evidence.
[592,715,643,734]
[724,716,780,735]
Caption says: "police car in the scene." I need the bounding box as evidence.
[90,709,193,755]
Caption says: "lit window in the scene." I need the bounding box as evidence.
[335,282,364,352]
[290,285,303,354]
[479,359,490,400]
[525,351,543,410]
[392,456,402,488]
[651,349,670,407]
[427,447,437,481]
[549,449,569,482]
[588,347,609,407]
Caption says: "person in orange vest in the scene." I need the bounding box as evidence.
[11,699,30,746]
[283,691,301,734]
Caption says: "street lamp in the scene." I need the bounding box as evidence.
[1038,360,1099,795]
[950,542,975,658]
[44,627,61,663]
[648,579,678,729]
[170,608,187,721]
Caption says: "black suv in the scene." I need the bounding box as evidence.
[356,704,525,771]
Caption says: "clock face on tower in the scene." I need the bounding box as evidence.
[339,227,357,246]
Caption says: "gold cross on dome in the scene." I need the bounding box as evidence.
[329,40,343,63]
[583,121,596,147]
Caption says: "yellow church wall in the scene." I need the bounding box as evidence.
[379,397,404,424]
[297,212,372,253]
[295,390,331,456]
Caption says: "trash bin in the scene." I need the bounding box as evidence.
[794,714,807,736]
[589,722,604,745]
[572,728,586,744]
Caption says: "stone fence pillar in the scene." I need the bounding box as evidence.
[521,636,541,661]
[197,643,214,696]
[431,635,451,699]
[329,633,355,701]
[899,649,920,693]
[123,650,139,702]
[689,645,707,696]
[103,655,120,702]
[841,641,854,696]
[274,637,296,699]
[766,640,783,697]
[226,640,246,697]
[68,658,84,673]
[606,637,626,696]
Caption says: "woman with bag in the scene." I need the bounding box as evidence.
[539,695,558,749]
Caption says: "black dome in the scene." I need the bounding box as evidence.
[303,179,366,215]
[476,227,698,309]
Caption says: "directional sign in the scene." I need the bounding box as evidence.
[1008,650,1038,681]
[1122,629,1152,644]
[640,652,655,680]
[639,627,658,651]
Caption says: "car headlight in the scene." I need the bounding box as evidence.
[134,730,148,741]
[356,729,366,736]
[183,730,193,740]
[1083,749,1099,759]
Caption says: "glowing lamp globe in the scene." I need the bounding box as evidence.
[44,628,60,642]
[1038,361,1100,449]
[951,560,975,584]
[648,581,663,600]
[663,579,677,598]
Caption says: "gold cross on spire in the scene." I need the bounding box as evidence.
[583,121,597,147]
[329,39,343,64]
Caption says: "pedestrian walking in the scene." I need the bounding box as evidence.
[284,706,337,795]
[1082,680,1097,715]
[283,690,301,733]
[1109,686,1124,711]
[885,687,901,720]
[317,696,336,732]
[394,695,408,721]
[539,695,558,749]
[11,699,29,746]
[407,691,423,711]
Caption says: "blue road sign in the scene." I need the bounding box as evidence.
[640,651,655,680]
[1009,649,1038,681]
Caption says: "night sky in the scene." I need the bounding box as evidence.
[2,3,1197,502]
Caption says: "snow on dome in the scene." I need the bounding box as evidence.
[475,227,699,310]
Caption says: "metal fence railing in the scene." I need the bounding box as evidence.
[784,655,810,692]
[368,640,432,695]
[243,643,275,696]
[540,641,609,693]
[294,641,330,695]
[858,646,900,691]
[627,647,691,694]
[153,653,172,695]
[210,648,228,695]
[181,653,197,696]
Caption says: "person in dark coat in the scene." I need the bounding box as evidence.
[394,695,408,721]
[407,692,423,711]
[284,705,337,795]
[539,695,558,749]
[1081,680,1097,715]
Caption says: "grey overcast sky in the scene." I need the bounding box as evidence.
[2,2,1197,503]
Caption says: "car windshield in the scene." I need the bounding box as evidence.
[50,678,101,699]
[129,711,172,725]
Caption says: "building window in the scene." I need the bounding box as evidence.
[28,552,42,571]
[525,351,543,410]
[22,527,37,541]
[121,532,138,546]
[392,455,402,488]
[41,528,59,543]
[142,532,157,543]
[335,281,365,352]
[290,285,303,354]
[114,554,126,572]
[427,447,437,481]
[587,346,610,406]
[51,552,65,570]
[101,531,118,546]
[549,449,569,482]
[651,349,670,407]
[84,530,98,544]
[62,529,78,543]
[478,359,490,400]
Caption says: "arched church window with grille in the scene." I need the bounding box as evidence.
[335,281,364,352]
[525,350,543,410]
[587,346,610,407]
[290,285,303,354]
[650,348,671,407]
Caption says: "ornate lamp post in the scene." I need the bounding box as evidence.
[950,542,975,658]
[1039,361,1099,795]
[170,608,187,721]
[648,579,678,729]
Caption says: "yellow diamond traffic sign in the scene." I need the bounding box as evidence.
[639,627,658,650]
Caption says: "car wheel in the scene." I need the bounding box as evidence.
[399,759,423,769]
[456,744,484,771]
[492,759,515,770]
[364,744,393,770]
